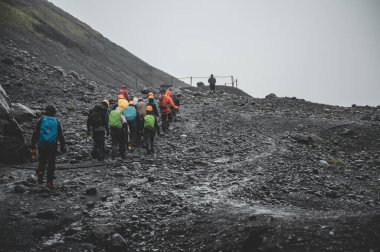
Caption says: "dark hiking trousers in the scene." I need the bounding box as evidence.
[161,112,170,132]
[136,117,144,146]
[37,142,57,183]
[110,127,125,158]
[210,84,215,93]
[128,121,137,147]
[144,128,155,152]
[91,131,105,161]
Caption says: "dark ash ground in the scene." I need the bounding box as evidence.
[1,39,380,252]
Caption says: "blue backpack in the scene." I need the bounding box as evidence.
[39,116,58,144]
[123,106,137,122]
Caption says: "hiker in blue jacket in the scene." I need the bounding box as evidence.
[31,105,66,189]
[123,100,138,151]
[144,92,160,118]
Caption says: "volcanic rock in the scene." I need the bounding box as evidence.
[36,209,58,219]
[0,84,29,163]
[11,103,37,122]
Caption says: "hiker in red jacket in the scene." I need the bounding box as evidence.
[118,85,130,101]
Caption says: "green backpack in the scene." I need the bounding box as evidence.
[109,110,122,129]
[144,115,155,130]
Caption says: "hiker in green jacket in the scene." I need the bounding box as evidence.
[143,105,160,155]
[109,99,128,159]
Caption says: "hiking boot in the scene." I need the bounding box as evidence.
[47,181,54,190]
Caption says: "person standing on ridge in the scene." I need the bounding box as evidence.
[208,74,216,93]
[31,105,66,189]
[87,100,109,161]
[119,84,130,101]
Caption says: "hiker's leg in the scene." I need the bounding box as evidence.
[90,132,98,159]
[129,122,136,147]
[46,144,57,184]
[150,130,155,152]
[37,143,49,184]
[119,128,126,158]
[144,130,150,152]
[110,129,118,158]
[94,131,105,161]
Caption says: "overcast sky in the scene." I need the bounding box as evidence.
[49,0,379,106]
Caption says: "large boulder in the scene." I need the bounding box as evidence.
[11,103,37,123]
[0,84,29,164]
[265,93,278,99]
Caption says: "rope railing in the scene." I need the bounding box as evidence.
[123,75,238,90]
[177,75,238,88]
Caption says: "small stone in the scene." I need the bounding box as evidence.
[147,176,155,182]
[14,185,27,193]
[1,57,14,66]
[110,233,127,248]
[36,209,58,219]
[308,134,323,145]
[68,70,79,79]
[319,160,329,166]
[86,201,96,208]
[27,175,37,184]
[85,187,97,195]
[131,162,141,170]
[325,190,339,198]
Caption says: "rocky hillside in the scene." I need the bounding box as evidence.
[0,0,187,89]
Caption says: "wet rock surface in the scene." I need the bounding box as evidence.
[0,40,380,252]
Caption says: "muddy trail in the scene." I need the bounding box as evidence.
[1,40,380,251]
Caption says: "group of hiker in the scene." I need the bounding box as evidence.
[30,84,180,189]
[88,85,180,160]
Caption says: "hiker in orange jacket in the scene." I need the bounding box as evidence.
[159,93,178,133]
[164,89,178,123]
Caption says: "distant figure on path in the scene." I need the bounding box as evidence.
[208,74,216,93]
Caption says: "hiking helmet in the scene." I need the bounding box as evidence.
[118,94,125,99]
[165,90,172,97]
[129,100,135,105]
[45,105,57,116]
[122,85,127,89]
[102,99,110,107]
[146,105,153,112]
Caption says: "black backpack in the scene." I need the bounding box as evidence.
[90,105,105,128]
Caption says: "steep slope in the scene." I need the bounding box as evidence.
[0,0,187,89]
